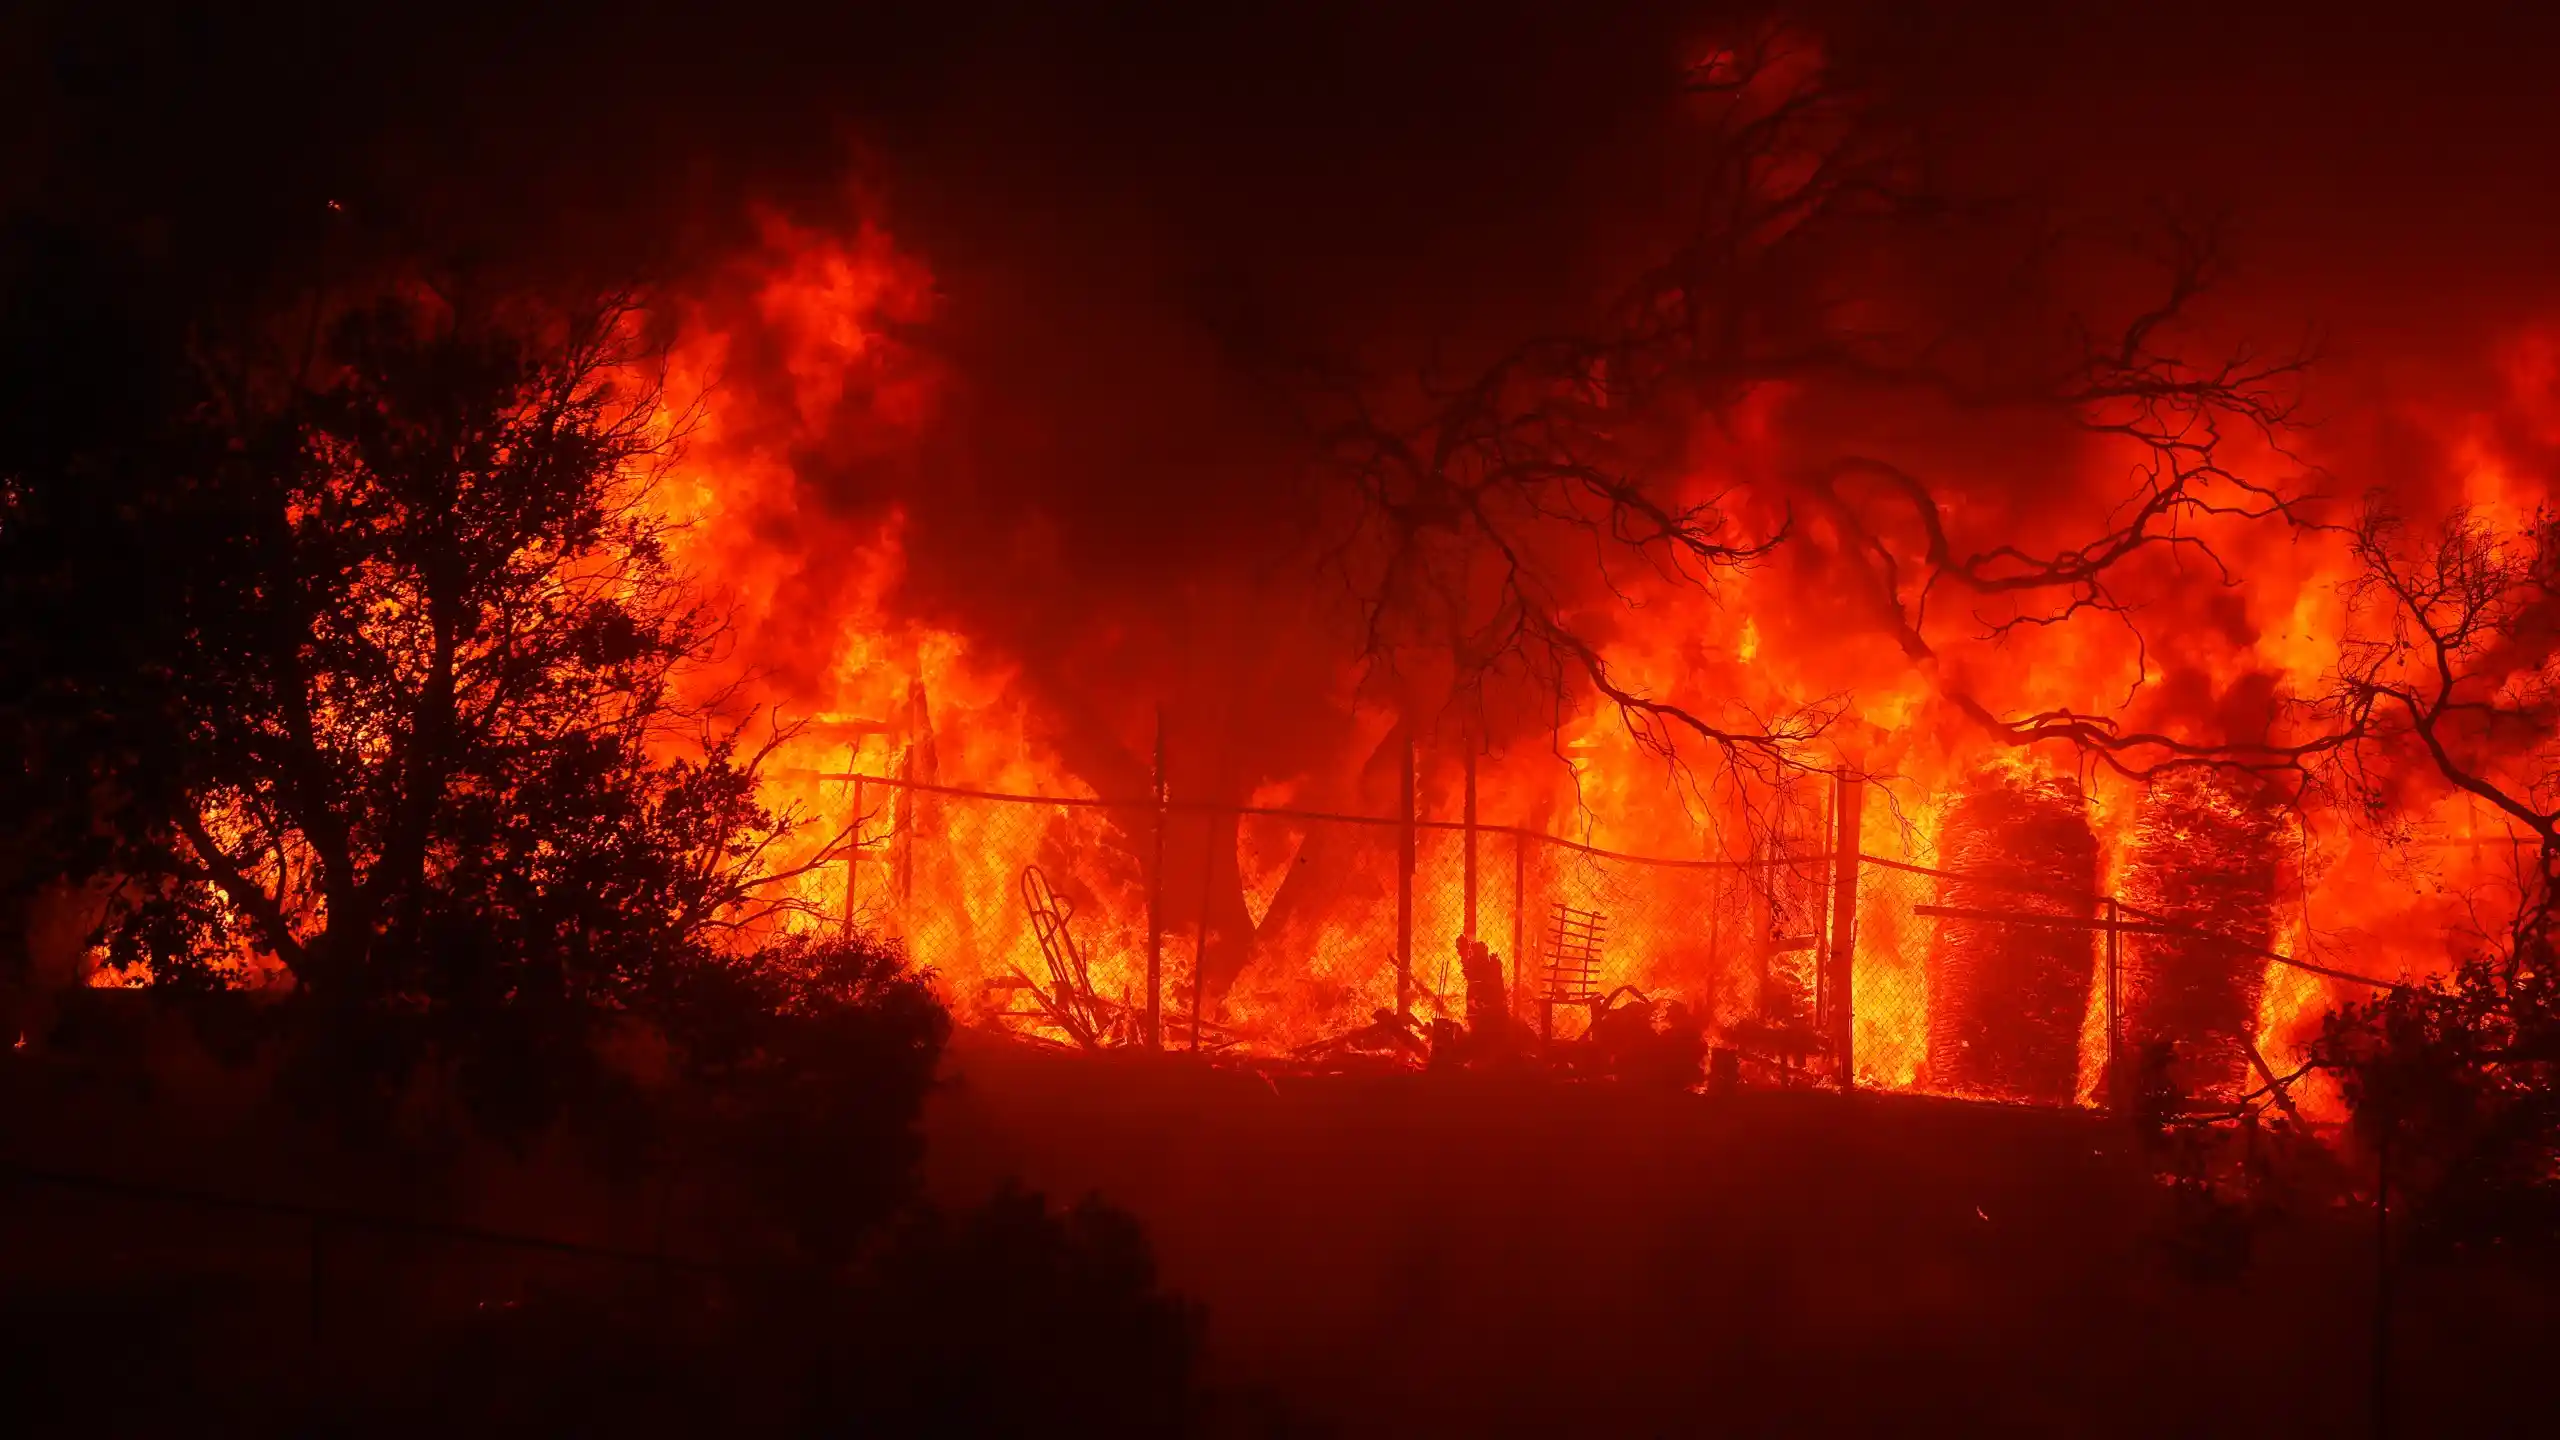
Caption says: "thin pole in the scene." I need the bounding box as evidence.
[2105,896,2122,1113]
[1463,747,1479,943]
[845,776,864,939]
[1192,815,1215,1053]
[895,739,914,905]
[1147,708,1166,1051]
[1512,826,1527,1021]
[1397,735,1415,1022]
[1828,774,1863,1089]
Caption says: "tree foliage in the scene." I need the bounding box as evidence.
[2316,947,2560,1258]
[2278,503,2560,1256]
[1,280,870,1128]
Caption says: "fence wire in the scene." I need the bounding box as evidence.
[825,773,2384,1115]
[1851,858,2112,1105]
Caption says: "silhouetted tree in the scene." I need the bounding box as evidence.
[1321,19,2308,820]
[2316,949,2560,1258]
[0,220,204,1007]
[2297,503,2560,1256]
[352,1183,1209,1439]
[0,278,869,1131]
[819,1184,1208,1437]
[663,928,953,1263]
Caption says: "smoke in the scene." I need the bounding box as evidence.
[633,1,1733,800]
[20,0,2560,809]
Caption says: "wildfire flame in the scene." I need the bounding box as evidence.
[629,194,2551,1115]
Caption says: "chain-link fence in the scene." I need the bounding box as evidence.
[822,771,1822,1061]
[1851,853,2383,1117]
[820,770,2385,1114]
[1850,856,2115,1105]
[1506,830,1826,1049]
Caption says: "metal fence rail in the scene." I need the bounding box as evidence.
[828,770,1814,1059]
[821,762,2392,1113]
[1855,851,2386,1115]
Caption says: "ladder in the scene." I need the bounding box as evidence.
[1018,865,1107,1048]
[1540,902,1608,1041]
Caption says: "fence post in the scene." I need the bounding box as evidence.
[1191,910,1206,1053]
[1397,734,1416,1022]
[1512,826,1529,1023]
[1463,746,1479,944]
[1828,773,1863,1089]
[1147,709,1166,1050]
[895,742,914,906]
[1191,807,1216,1053]
[844,775,863,940]
[2105,896,2121,1113]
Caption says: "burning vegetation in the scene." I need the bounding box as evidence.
[1924,767,2100,1106]
[2121,771,2290,1098]
[7,0,2560,1432]
[563,30,2388,1118]
[7,5,2552,1122]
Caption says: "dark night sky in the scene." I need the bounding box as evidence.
[15,1,2560,322]
[10,0,2560,581]
[11,0,2560,788]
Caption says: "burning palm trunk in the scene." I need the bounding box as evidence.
[2121,771,2283,1099]
[1925,769,2099,1104]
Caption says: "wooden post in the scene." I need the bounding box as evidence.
[895,745,915,906]
[1828,773,1864,1089]
[1462,747,1479,942]
[1512,826,1528,1020]
[1396,735,1416,1022]
[845,776,864,939]
[2105,896,2122,1113]
[1192,818,1215,1053]
[898,683,926,906]
[1147,709,1166,1051]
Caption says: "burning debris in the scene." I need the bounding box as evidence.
[1582,990,1708,1089]
[1294,1008,1431,1066]
[2121,773,2286,1098]
[1437,934,1522,1063]
[1457,935,1508,1036]
[1539,903,1609,1041]
[1000,866,1140,1049]
[1924,769,2101,1104]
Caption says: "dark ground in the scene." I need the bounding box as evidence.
[924,1032,2553,1437]
[1,1023,2553,1436]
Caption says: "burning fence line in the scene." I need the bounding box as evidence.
[798,759,2400,1112]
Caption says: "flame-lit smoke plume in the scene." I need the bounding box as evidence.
[586,11,2560,1104]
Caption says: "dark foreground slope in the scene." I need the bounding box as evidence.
[925,1032,2554,1438]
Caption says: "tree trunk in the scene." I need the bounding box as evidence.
[1230,723,1410,1001]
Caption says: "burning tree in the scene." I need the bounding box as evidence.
[2298,503,2560,1255]
[1320,20,2313,822]
[0,245,1218,1429]
[2311,504,2560,945]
